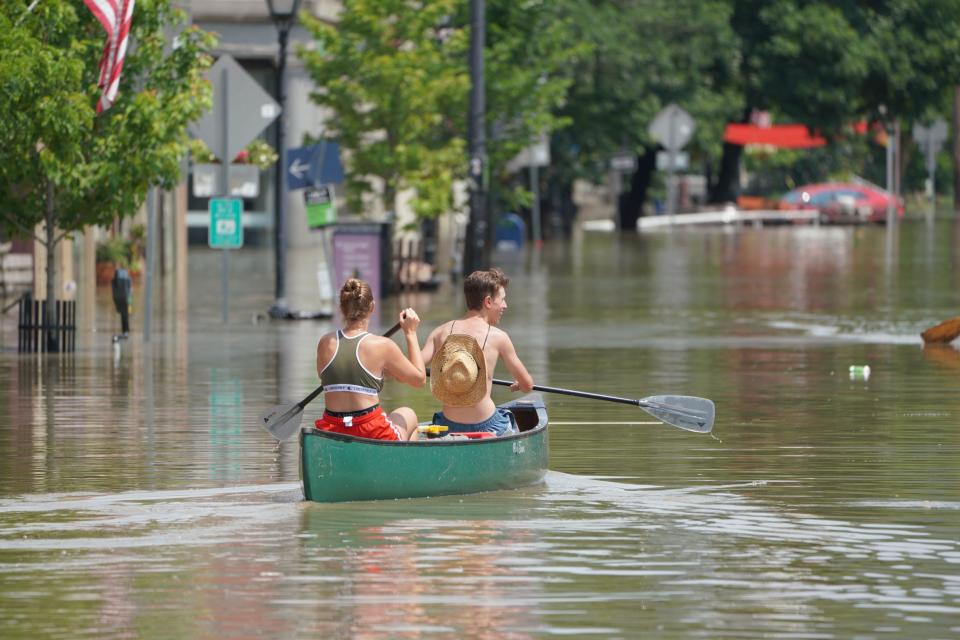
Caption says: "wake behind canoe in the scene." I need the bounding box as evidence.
[300,395,549,503]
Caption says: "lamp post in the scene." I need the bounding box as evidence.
[266,0,302,318]
[462,0,488,275]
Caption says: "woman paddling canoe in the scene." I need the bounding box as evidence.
[314,278,426,441]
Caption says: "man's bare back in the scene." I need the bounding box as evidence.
[421,270,533,427]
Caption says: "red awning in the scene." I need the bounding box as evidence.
[723,123,826,148]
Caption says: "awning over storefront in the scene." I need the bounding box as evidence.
[723,123,826,148]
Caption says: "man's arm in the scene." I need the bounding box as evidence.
[498,331,533,392]
[420,324,444,366]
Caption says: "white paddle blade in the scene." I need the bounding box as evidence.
[260,403,304,441]
[640,395,715,433]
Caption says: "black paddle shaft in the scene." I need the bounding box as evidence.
[490,378,640,406]
[490,378,713,429]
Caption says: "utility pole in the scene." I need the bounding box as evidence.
[463,0,487,275]
[266,0,302,318]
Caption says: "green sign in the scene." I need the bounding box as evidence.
[209,197,244,248]
[305,185,337,228]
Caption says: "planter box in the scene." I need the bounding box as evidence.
[192,163,260,198]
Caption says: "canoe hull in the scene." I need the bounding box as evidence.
[300,396,548,503]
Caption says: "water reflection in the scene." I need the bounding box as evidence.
[297,503,541,638]
[2,474,957,637]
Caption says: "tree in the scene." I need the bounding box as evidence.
[711,0,960,204]
[478,0,581,223]
[299,0,469,219]
[549,0,739,229]
[299,0,580,224]
[0,0,213,347]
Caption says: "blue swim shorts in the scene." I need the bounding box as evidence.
[431,408,518,437]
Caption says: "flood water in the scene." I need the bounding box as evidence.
[1,218,959,638]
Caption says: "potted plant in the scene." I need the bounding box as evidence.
[189,139,278,198]
[95,225,145,285]
[95,236,129,285]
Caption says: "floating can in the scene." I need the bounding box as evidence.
[848,365,871,380]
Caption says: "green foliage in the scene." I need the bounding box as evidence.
[0,0,215,237]
[723,0,960,194]
[95,222,146,270]
[95,236,129,264]
[188,138,279,170]
[299,0,468,218]
[299,0,580,219]
[550,0,740,182]
[476,1,582,211]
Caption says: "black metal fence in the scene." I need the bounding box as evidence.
[17,294,76,353]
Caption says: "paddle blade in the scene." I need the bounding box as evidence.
[921,317,960,344]
[639,395,715,433]
[260,402,305,442]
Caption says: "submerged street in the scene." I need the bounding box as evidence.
[1,219,959,638]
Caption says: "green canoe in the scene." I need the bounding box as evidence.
[299,395,549,503]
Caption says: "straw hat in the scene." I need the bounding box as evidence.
[431,334,487,407]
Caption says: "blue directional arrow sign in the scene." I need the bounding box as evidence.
[286,142,345,191]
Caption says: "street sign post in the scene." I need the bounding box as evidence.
[649,104,696,216]
[913,119,948,206]
[190,55,279,324]
[209,197,243,323]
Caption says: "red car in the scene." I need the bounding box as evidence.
[780,181,904,223]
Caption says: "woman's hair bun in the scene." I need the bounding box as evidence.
[339,278,373,321]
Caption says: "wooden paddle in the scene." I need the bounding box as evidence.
[921,316,960,344]
[260,322,402,441]
[425,369,715,433]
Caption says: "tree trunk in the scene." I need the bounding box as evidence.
[617,147,658,231]
[709,107,751,205]
[545,177,575,239]
[953,86,960,216]
[44,180,58,352]
[708,141,743,204]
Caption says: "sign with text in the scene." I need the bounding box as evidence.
[208,198,244,249]
[332,227,382,302]
[305,185,337,228]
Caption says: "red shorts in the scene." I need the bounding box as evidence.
[315,407,405,441]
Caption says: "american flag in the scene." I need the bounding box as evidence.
[84,0,136,113]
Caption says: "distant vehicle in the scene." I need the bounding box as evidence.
[779,181,904,223]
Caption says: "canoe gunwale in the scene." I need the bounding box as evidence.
[301,421,546,447]
[300,396,548,447]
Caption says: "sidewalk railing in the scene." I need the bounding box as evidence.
[17,294,76,353]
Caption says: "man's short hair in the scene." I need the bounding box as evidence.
[464,268,509,310]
